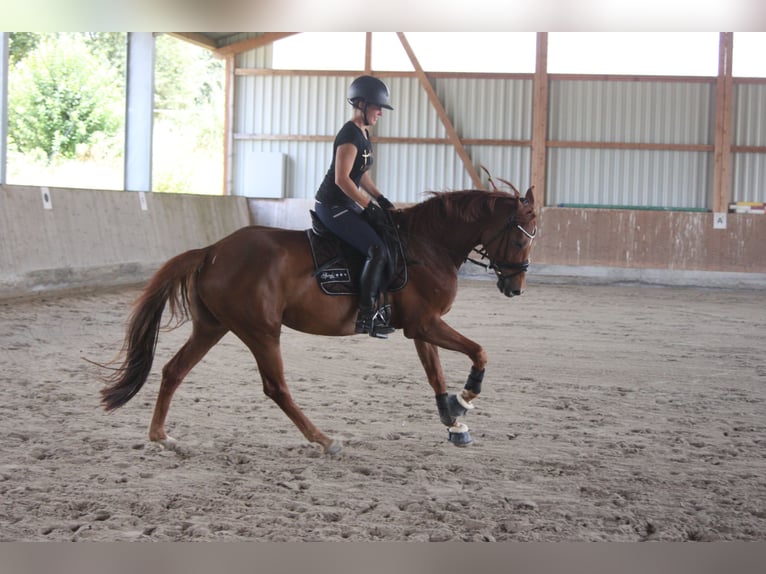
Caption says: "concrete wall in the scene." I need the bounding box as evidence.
[0,185,251,298]
[529,208,766,289]
[2,186,764,299]
[246,198,313,230]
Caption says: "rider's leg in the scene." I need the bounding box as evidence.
[355,244,395,338]
[314,202,394,338]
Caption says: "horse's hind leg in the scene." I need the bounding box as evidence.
[243,334,341,455]
[148,321,227,448]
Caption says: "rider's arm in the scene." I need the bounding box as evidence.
[359,171,384,202]
[334,143,372,208]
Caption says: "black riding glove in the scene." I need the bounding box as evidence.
[377,195,394,210]
[363,201,388,228]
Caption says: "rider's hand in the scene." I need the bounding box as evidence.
[377,195,394,210]
[363,201,388,227]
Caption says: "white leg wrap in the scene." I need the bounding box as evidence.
[456,392,475,410]
[448,422,470,433]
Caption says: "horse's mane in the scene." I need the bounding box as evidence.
[398,189,531,237]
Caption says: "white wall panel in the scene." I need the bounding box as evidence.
[732,153,766,203]
[550,79,715,145]
[732,84,766,202]
[734,84,766,147]
[548,79,716,208]
[434,77,533,140]
[548,148,711,209]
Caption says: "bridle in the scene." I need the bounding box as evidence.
[466,214,537,279]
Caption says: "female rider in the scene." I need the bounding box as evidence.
[314,75,396,339]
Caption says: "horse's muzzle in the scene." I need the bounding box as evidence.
[497,277,523,297]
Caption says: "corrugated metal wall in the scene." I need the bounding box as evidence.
[233,75,349,198]
[231,47,764,208]
[233,74,533,200]
[549,80,714,144]
[433,77,532,141]
[547,148,712,208]
[548,79,715,209]
[732,83,766,203]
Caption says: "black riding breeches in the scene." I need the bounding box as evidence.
[314,201,390,264]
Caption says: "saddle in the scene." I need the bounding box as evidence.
[306,210,408,296]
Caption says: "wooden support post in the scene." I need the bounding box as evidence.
[530,32,549,207]
[397,33,482,189]
[224,54,235,196]
[365,33,372,75]
[712,32,734,214]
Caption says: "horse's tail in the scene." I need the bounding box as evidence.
[99,247,208,411]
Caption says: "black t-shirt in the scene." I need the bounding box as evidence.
[315,121,373,206]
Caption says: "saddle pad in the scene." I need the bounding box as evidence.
[305,229,408,296]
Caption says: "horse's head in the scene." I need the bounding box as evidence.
[477,187,537,297]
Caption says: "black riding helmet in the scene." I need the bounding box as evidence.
[347,76,393,125]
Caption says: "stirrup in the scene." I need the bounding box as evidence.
[355,319,395,338]
[371,321,395,338]
[371,306,395,338]
[355,311,395,339]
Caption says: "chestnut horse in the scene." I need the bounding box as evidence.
[99,187,537,454]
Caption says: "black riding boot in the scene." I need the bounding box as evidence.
[355,245,395,339]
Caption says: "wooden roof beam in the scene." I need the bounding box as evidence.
[167,33,219,51]
[215,32,298,57]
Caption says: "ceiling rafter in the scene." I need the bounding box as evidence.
[214,33,298,57]
[167,33,219,51]
[169,32,298,57]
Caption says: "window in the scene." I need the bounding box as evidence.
[548,33,720,76]
[152,34,224,194]
[6,33,126,189]
[272,32,536,73]
[733,33,766,77]
[383,33,536,73]
[272,33,366,70]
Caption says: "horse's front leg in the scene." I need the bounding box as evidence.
[412,319,487,445]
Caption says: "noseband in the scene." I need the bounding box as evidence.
[466,216,537,279]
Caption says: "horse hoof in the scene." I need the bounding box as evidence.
[448,431,473,447]
[324,440,343,455]
[447,423,473,447]
[157,436,178,450]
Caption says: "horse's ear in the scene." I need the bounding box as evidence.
[524,186,535,206]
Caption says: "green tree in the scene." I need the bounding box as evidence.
[154,34,223,113]
[152,34,224,193]
[83,32,127,78]
[8,34,122,162]
[9,33,40,66]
